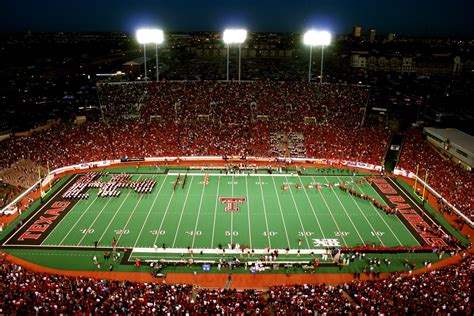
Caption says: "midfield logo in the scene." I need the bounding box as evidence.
[218,197,246,212]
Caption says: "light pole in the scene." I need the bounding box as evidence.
[304,30,331,83]
[223,29,247,82]
[136,28,164,81]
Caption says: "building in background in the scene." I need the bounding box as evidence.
[353,25,362,38]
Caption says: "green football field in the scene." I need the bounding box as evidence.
[3,166,444,265]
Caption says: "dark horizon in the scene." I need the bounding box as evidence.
[1,0,473,37]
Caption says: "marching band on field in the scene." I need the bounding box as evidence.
[62,172,156,199]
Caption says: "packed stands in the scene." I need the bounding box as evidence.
[0,81,472,223]
[0,256,471,314]
[0,81,378,170]
[399,128,474,220]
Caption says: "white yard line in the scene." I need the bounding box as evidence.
[96,177,141,245]
[171,177,195,248]
[133,175,168,248]
[310,176,348,247]
[58,195,101,246]
[258,176,272,248]
[153,188,177,247]
[210,177,221,248]
[231,174,234,244]
[245,177,253,250]
[191,178,207,248]
[284,176,311,249]
[271,177,291,248]
[323,176,365,245]
[75,197,114,246]
[297,177,326,239]
[116,193,146,245]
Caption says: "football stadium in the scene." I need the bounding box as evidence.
[0,7,473,313]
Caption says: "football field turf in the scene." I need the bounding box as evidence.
[3,166,445,264]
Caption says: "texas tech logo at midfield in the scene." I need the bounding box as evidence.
[218,197,246,212]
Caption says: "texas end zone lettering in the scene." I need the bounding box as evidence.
[12,201,71,245]
[17,201,70,242]
[371,178,448,247]
[219,197,246,212]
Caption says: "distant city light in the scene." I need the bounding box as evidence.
[136,28,164,44]
[223,29,247,44]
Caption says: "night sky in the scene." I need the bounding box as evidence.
[2,0,473,36]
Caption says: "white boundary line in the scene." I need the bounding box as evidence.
[2,174,78,246]
[352,179,409,246]
[335,176,385,246]
[387,177,449,235]
[168,173,299,177]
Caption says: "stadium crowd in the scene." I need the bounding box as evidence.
[0,256,471,314]
[399,128,474,220]
[0,81,380,169]
[0,81,471,222]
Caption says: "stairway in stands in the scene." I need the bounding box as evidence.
[270,132,306,158]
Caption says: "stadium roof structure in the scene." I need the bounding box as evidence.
[424,127,474,156]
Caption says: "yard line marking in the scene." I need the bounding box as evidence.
[76,196,115,246]
[297,177,325,239]
[323,176,365,244]
[311,176,348,247]
[271,177,291,248]
[336,176,385,246]
[352,180,404,246]
[231,174,234,244]
[133,175,168,248]
[59,195,101,246]
[4,174,78,246]
[96,176,142,245]
[116,191,148,245]
[191,178,207,248]
[245,177,253,249]
[153,186,177,247]
[284,176,311,249]
[257,176,272,248]
[172,177,194,248]
[210,177,221,248]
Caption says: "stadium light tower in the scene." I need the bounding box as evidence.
[136,28,164,81]
[223,29,247,82]
[304,30,331,83]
